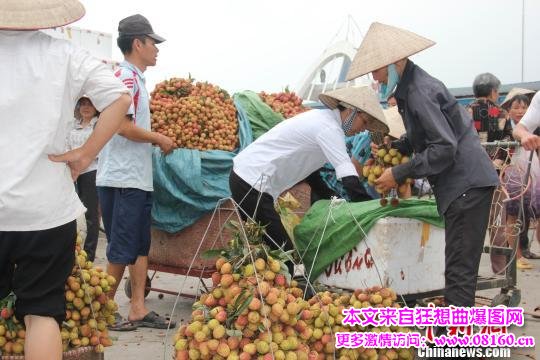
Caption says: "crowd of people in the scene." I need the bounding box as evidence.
[2,1,540,360]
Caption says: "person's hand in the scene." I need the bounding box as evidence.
[370,142,379,155]
[375,167,398,192]
[520,132,540,151]
[157,134,175,154]
[492,158,504,170]
[48,148,93,181]
[370,136,392,155]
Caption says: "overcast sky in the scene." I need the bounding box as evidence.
[75,0,540,94]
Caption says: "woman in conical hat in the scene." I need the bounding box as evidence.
[347,22,499,308]
[1,1,132,359]
[231,86,387,273]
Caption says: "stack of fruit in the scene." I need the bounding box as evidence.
[0,236,117,356]
[172,221,414,360]
[150,77,238,151]
[259,89,308,119]
[362,146,411,206]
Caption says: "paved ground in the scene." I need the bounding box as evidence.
[86,224,539,360]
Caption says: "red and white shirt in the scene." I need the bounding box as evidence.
[96,61,153,192]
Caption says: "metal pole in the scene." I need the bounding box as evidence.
[521,0,525,82]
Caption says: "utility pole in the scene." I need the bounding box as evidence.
[521,0,525,82]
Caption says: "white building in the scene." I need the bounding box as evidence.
[42,26,119,70]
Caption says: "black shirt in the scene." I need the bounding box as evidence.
[391,60,499,215]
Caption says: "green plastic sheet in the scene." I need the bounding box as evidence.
[294,198,444,281]
[233,90,283,140]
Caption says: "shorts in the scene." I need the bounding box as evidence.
[97,187,152,265]
[0,221,76,326]
[504,170,539,217]
[505,194,539,218]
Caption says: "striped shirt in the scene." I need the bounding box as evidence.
[96,61,153,191]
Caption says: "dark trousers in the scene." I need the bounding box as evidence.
[229,171,294,273]
[444,186,495,307]
[75,170,99,262]
[519,215,531,251]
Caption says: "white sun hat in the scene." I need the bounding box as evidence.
[0,0,85,30]
[500,88,535,109]
[346,22,435,81]
[319,86,389,133]
[383,106,406,139]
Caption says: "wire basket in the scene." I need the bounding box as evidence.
[1,346,103,360]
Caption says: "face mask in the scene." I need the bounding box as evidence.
[342,109,358,134]
[378,64,400,101]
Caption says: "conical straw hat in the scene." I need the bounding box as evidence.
[383,107,406,139]
[319,86,389,133]
[0,0,85,30]
[346,22,435,81]
[501,87,535,109]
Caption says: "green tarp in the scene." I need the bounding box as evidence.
[233,90,284,140]
[294,198,445,281]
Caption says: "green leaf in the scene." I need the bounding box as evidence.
[201,249,225,260]
[226,329,243,338]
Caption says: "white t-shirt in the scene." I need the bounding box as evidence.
[68,117,98,174]
[233,109,357,200]
[0,31,128,231]
[520,92,540,131]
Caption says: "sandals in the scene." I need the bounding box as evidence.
[532,306,540,319]
[522,250,540,259]
[131,311,176,329]
[517,258,534,270]
[108,312,138,332]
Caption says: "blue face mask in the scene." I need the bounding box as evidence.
[342,108,358,135]
[378,64,400,101]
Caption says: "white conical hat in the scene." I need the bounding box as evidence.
[383,106,406,139]
[501,88,535,109]
[346,22,435,81]
[0,0,85,30]
[319,86,389,133]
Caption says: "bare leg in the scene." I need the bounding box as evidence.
[106,263,126,299]
[127,255,149,321]
[506,215,523,259]
[24,315,62,360]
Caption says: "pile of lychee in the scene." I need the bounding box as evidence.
[173,254,414,360]
[150,77,238,151]
[362,146,412,206]
[0,236,118,356]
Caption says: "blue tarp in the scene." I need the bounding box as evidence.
[151,99,253,233]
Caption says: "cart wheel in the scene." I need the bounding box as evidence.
[491,293,510,307]
[124,275,152,299]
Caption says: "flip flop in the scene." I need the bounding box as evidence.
[522,250,540,259]
[108,312,138,331]
[132,311,176,329]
